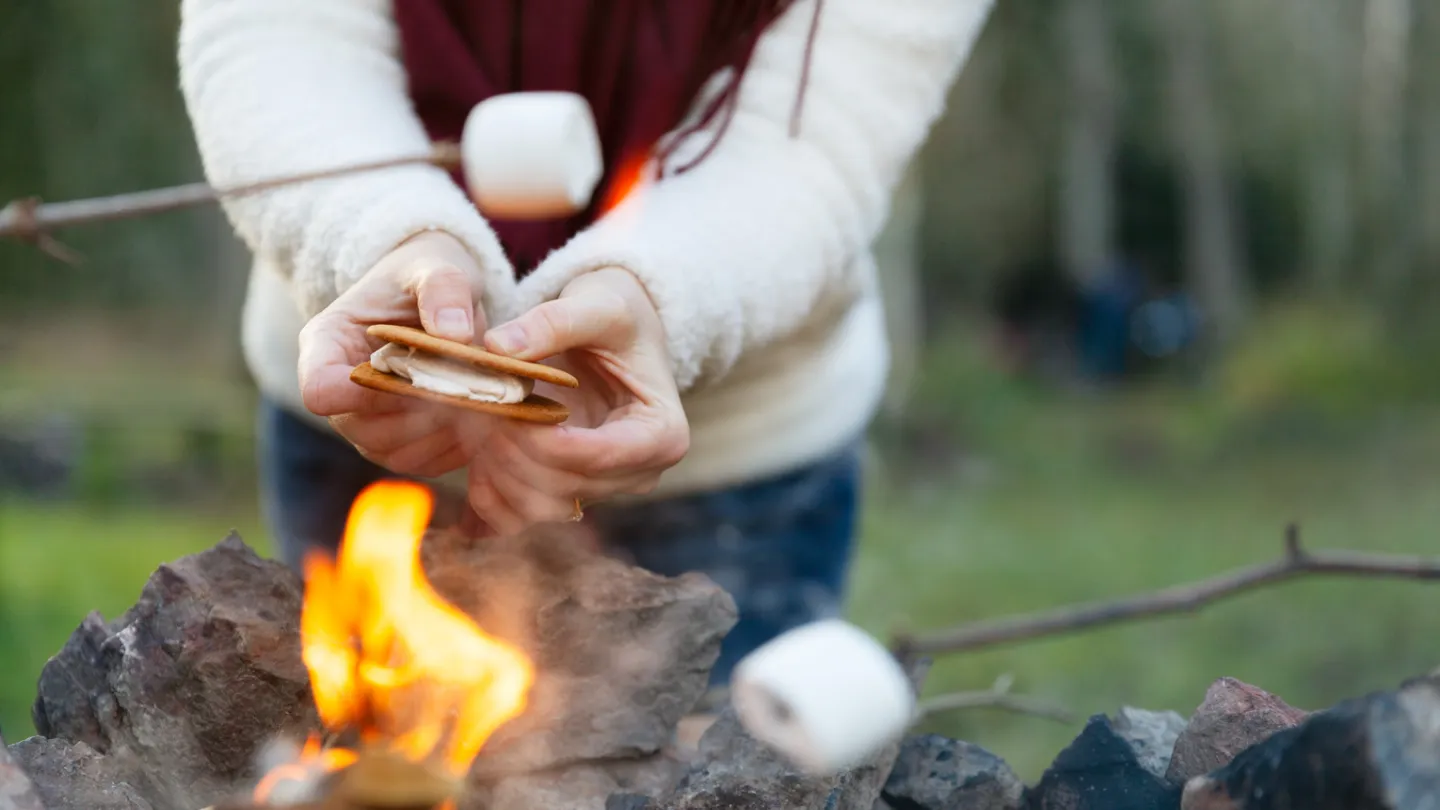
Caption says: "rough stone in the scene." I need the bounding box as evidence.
[458,753,684,810]
[23,525,736,805]
[1110,707,1188,780]
[1165,678,1308,784]
[878,734,1023,810]
[29,533,317,810]
[7,737,154,810]
[1023,714,1182,810]
[0,735,44,810]
[1180,673,1440,810]
[651,686,916,810]
[487,765,623,810]
[424,526,738,776]
[608,794,655,810]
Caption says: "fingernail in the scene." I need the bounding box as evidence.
[436,307,471,338]
[488,325,527,355]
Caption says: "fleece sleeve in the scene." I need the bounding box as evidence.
[176,0,515,320]
[512,0,994,392]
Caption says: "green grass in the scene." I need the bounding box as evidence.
[851,436,1440,779]
[0,501,269,742]
[1,307,1437,782]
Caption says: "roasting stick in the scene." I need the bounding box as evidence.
[0,146,458,257]
[5,92,602,436]
[1,91,604,258]
[729,526,1440,776]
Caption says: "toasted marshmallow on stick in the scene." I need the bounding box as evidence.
[461,91,604,220]
[350,92,601,422]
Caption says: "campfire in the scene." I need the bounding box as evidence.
[248,480,535,810]
[4,483,1437,810]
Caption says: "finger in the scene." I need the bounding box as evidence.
[487,429,659,507]
[329,407,448,456]
[488,466,581,525]
[409,258,479,343]
[484,290,633,360]
[303,363,406,417]
[408,444,471,480]
[376,431,464,478]
[513,415,688,477]
[297,314,393,416]
[467,468,528,537]
[488,430,586,495]
[473,300,489,337]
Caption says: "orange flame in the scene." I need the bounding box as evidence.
[598,151,650,216]
[253,733,357,804]
[289,480,534,783]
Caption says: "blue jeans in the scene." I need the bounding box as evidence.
[255,399,864,687]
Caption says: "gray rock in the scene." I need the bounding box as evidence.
[879,734,1023,810]
[0,734,44,810]
[1166,678,1308,784]
[1180,673,1440,810]
[30,533,317,810]
[25,525,736,806]
[487,765,622,810]
[462,754,685,810]
[652,658,925,810]
[423,527,738,776]
[1023,714,1182,810]
[608,794,655,810]
[1110,707,1188,780]
[8,737,153,810]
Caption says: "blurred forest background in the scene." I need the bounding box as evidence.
[1,0,1437,779]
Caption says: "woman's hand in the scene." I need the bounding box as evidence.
[463,266,689,534]
[297,230,492,478]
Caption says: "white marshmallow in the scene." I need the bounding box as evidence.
[461,91,604,220]
[730,619,916,775]
[370,343,533,404]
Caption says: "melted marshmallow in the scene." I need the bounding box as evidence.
[370,342,533,404]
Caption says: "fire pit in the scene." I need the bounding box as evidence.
[240,480,535,809]
[2,480,1438,810]
[5,478,742,810]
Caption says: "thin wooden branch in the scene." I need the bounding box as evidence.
[916,673,1075,725]
[893,524,1440,658]
[0,144,460,263]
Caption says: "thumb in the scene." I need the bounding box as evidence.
[484,291,634,360]
[411,260,484,343]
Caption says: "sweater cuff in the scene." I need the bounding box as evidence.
[511,194,719,392]
[287,166,517,323]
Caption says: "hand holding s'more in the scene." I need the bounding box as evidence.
[295,92,687,532]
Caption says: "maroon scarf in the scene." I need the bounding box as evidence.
[393,0,816,277]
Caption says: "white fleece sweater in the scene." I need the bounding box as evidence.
[178,0,993,498]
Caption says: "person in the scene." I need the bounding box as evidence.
[177,0,994,688]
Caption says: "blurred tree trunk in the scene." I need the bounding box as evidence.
[1357,0,1414,305]
[1058,0,1117,288]
[17,2,219,321]
[0,3,52,308]
[1410,0,1440,310]
[1289,0,1357,292]
[1154,0,1249,346]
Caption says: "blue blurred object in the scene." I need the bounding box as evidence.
[1130,292,1200,361]
[1077,260,1146,380]
[1074,258,1201,383]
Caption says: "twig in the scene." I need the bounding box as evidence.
[893,524,1440,658]
[916,673,1075,724]
[0,143,461,263]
